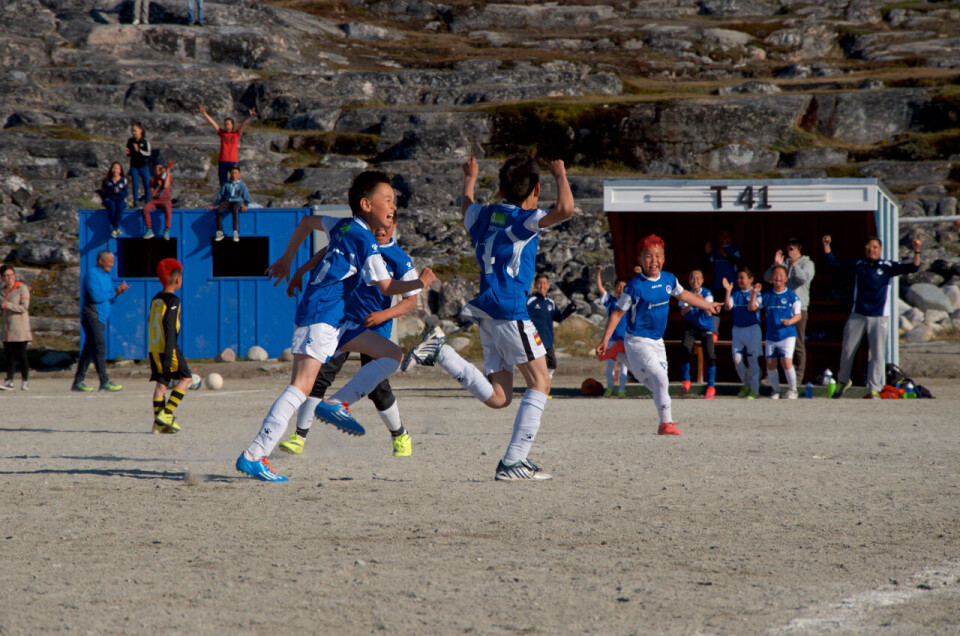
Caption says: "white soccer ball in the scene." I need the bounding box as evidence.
[189,373,202,390]
[205,373,224,390]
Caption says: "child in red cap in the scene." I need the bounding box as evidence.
[148,258,193,433]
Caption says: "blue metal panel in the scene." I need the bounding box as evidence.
[79,207,313,361]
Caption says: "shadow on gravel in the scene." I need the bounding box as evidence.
[0,467,187,480]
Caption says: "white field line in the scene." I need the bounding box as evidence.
[769,561,960,634]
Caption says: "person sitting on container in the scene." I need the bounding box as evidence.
[209,166,250,243]
[823,234,921,399]
[142,161,174,240]
[99,162,129,239]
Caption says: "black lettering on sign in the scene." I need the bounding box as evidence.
[710,185,728,209]
[757,185,772,210]
[736,186,754,208]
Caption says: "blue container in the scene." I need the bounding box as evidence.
[804,382,813,399]
[78,207,314,360]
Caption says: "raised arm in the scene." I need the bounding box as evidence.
[595,264,607,296]
[721,277,735,310]
[237,108,257,135]
[198,105,221,132]
[537,160,574,229]
[373,267,437,296]
[747,283,761,312]
[461,157,478,217]
[676,290,722,314]
[364,295,418,328]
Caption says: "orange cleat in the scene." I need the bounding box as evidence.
[658,422,682,435]
[712,332,719,342]
[681,380,692,393]
[705,386,716,399]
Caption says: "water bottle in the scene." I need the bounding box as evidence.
[822,368,834,386]
[827,378,837,398]
[805,382,813,399]
[903,380,917,399]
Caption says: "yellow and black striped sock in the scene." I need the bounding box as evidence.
[163,390,185,416]
[153,399,166,415]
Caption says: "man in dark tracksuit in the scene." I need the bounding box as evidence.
[823,234,921,398]
[527,274,577,379]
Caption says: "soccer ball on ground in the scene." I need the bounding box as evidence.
[189,373,202,390]
[205,373,224,390]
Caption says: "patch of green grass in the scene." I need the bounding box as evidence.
[280,149,322,168]
[15,125,97,141]
[824,165,863,179]
[769,129,833,154]
[554,316,604,357]
[431,255,481,282]
[73,196,101,209]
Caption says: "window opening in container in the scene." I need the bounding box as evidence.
[117,238,178,278]
[212,236,269,277]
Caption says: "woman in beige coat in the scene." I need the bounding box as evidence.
[1,265,32,390]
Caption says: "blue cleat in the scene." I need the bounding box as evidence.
[314,399,365,436]
[235,452,288,482]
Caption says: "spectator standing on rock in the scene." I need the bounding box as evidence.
[763,237,815,382]
[72,250,129,393]
[124,123,152,204]
[0,265,32,391]
[823,234,921,399]
[142,161,174,240]
[99,162,129,239]
[132,0,150,25]
[188,0,203,25]
[198,105,257,186]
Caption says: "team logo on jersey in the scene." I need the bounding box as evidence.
[337,222,351,236]
[491,211,508,227]
[534,332,542,346]
[665,284,673,294]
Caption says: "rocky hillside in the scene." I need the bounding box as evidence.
[2,0,960,356]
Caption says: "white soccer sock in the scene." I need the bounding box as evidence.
[436,346,494,403]
[548,368,554,379]
[296,396,320,433]
[330,357,400,405]
[246,385,305,459]
[767,368,780,394]
[502,389,547,464]
[642,368,673,424]
[618,361,628,391]
[606,360,615,387]
[785,367,797,391]
[378,401,403,433]
[733,352,748,385]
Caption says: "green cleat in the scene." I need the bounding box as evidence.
[746,391,760,400]
[617,389,627,398]
[71,382,94,392]
[99,381,123,392]
[153,410,180,433]
[602,387,614,397]
[279,433,305,455]
[392,433,412,457]
[736,385,751,398]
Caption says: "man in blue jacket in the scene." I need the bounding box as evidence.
[823,234,921,399]
[526,274,576,379]
[72,250,130,392]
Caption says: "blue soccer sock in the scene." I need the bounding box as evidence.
[706,365,716,388]
[681,363,691,382]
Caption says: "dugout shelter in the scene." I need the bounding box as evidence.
[603,178,901,382]
[77,205,332,361]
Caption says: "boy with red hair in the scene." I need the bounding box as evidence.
[597,234,722,435]
[149,258,193,433]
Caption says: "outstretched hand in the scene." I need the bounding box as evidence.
[547,159,566,179]
[286,270,305,297]
[266,257,292,286]
[706,301,723,315]
[822,235,832,247]
[462,157,478,180]
[911,238,922,251]
[721,277,734,292]
[773,249,784,266]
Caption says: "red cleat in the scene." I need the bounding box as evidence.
[712,332,719,342]
[681,380,692,393]
[705,386,716,399]
[658,422,682,435]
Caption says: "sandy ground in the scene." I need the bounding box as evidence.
[1,371,958,635]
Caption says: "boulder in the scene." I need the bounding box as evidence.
[279,348,294,362]
[924,309,949,325]
[859,161,951,188]
[246,346,269,361]
[340,22,401,41]
[903,307,925,324]
[702,144,779,173]
[906,283,954,313]
[942,284,960,310]
[216,348,237,363]
[898,316,913,332]
[717,81,781,96]
[786,147,849,168]
[904,324,935,343]
[813,89,931,145]
[397,314,425,340]
[437,276,477,318]
[449,337,471,352]
[15,240,80,266]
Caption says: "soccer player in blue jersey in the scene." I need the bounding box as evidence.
[722,269,763,399]
[596,234,722,436]
[527,274,576,381]
[749,265,802,399]
[236,171,436,482]
[277,215,420,457]
[678,269,717,399]
[402,155,574,481]
[595,265,629,397]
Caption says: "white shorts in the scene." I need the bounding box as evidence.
[290,321,359,363]
[731,325,762,358]
[478,318,546,376]
[765,337,796,359]
[622,335,668,381]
